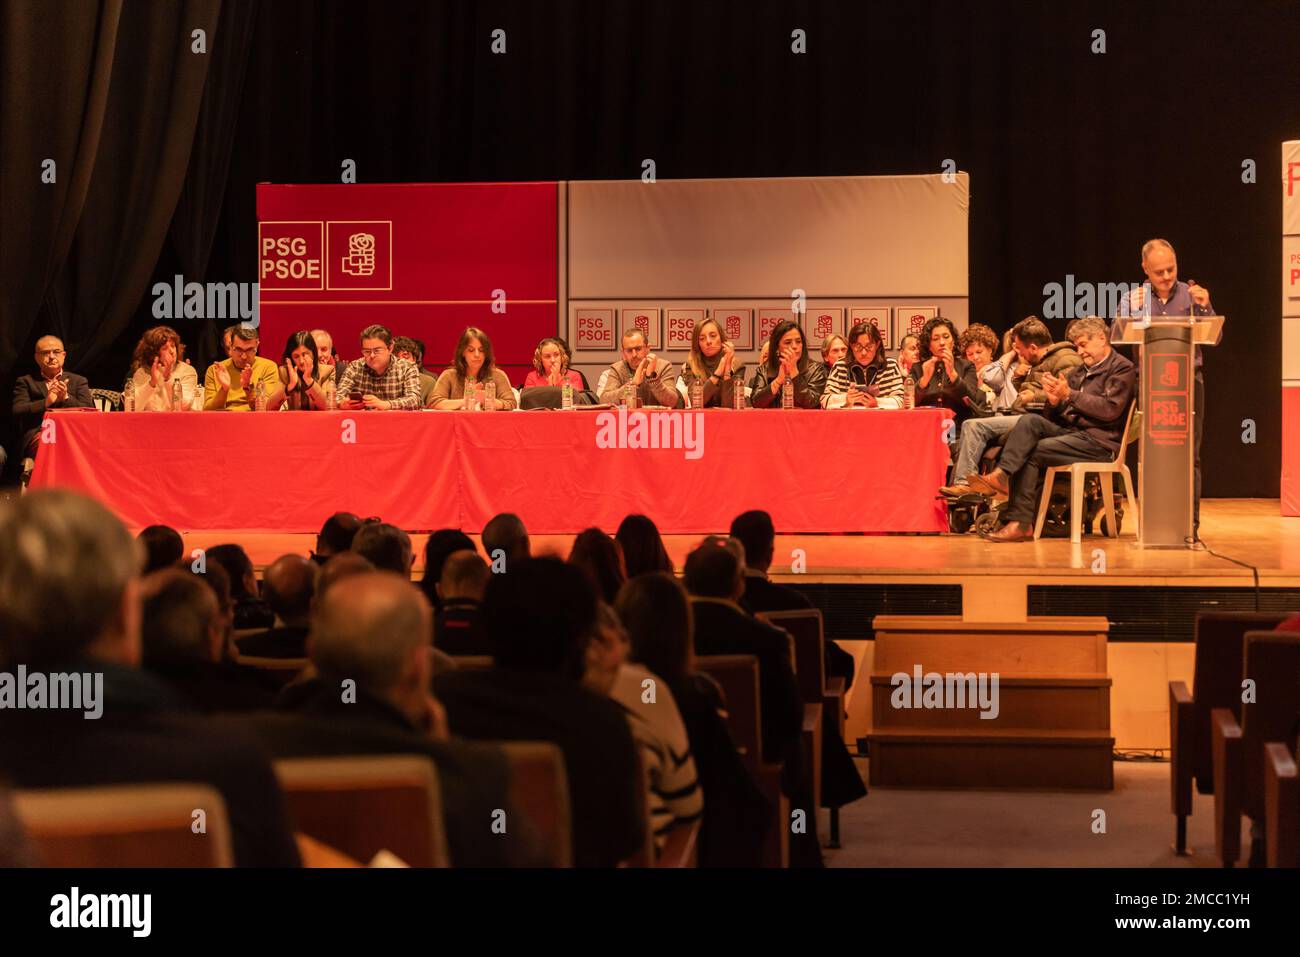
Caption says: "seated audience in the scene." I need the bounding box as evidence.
[822,321,906,409]
[311,511,363,565]
[206,543,275,630]
[419,529,477,612]
[973,317,1137,541]
[12,336,94,465]
[433,550,490,655]
[127,325,201,411]
[140,567,275,712]
[434,558,645,867]
[616,573,771,866]
[310,327,349,382]
[749,319,826,409]
[315,551,376,598]
[911,316,985,428]
[204,325,283,411]
[678,318,746,408]
[596,329,681,407]
[523,337,584,389]
[583,603,703,847]
[430,327,517,410]
[567,528,627,605]
[336,324,422,411]
[277,330,332,410]
[393,335,438,408]
[236,555,317,659]
[247,571,538,866]
[0,489,300,866]
[481,512,530,568]
[615,514,673,578]
[138,523,184,574]
[352,522,414,577]
[896,333,921,376]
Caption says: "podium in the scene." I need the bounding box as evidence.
[1112,315,1224,549]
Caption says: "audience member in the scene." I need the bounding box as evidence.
[352,522,413,576]
[0,490,300,866]
[138,524,185,574]
[237,555,317,659]
[481,513,530,568]
[419,529,476,613]
[277,330,332,410]
[204,325,283,411]
[523,337,584,389]
[615,514,673,578]
[750,319,826,409]
[567,528,627,605]
[315,551,375,598]
[336,324,422,411]
[433,550,490,655]
[596,328,681,407]
[127,326,201,411]
[311,511,363,565]
[430,327,517,410]
[822,321,905,409]
[12,336,94,468]
[678,318,745,408]
[206,543,275,629]
[434,558,645,866]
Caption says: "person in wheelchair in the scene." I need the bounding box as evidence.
[968,317,1136,542]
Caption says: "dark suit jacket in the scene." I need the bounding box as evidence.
[434,667,644,867]
[146,660,279,714]
[0,659,300,867]
[236,624,309,659]
[741,571,855,686]
[433,599,485,656]
[12,372,94,453]
[243,677,538,867]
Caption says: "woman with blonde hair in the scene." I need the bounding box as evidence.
[679,317,745,407]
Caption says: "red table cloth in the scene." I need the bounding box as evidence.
[30,408,952,533]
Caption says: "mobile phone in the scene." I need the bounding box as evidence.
[350,391,363,403]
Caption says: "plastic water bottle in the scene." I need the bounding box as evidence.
[561,381,573,410]
[255,381,266,412]
[689,379,704,409]
[466,377,478,411]
[484,380,497,411]
[732,379,745,410]
[325,380,336,410]
[903,376,916,410]
[622,383,636,410]
[171,380,183,409]
[781,379,794,410]
[122,379,135,412]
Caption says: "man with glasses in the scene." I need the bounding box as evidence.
[11,335,94,478]
[203,325,283,411]
[336,324,421,410]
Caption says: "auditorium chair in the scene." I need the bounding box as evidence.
[90,388,122,412]
[447,654,494,671]
[1209,631,1300,867]
[15,783,233,867]
[1169,611,1292,854]
[498,741,573,867]
[759,608,850,848]
[1032,402,1139,543]
[695,654,790,867]
[273,755,449,867]
[1263,742,1298,867]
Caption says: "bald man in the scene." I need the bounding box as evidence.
[12,335,94,472]
[236,554,318,659]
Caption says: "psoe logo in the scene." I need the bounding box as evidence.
[50,887,151,937]
[342,232,376,276]
[594,408,704,460]
[890,664,1000,719]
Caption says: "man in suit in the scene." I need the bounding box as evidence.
[434,558,645,867]
[433,550,489,655]
[0,489,301,867]
[236,555,316,659]
[12,335,94,472]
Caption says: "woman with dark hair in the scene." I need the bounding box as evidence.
[128,325,201,411]
[911,316,985,425]
[523,337,584,389]
[276,330,331,410]
[822,322,906,409]
[431,327,517,409]
[567,528,627,605]
[419,529,476,613]
[615,514,673,578]
[679,317,746,408]
[749,319,826,409]
[615,573,772,867]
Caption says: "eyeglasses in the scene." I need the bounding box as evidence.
[361,347,387,357]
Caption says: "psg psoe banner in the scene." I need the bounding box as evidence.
[256,183,558,376]
[1282,141,1300,515]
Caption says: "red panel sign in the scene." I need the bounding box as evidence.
[1147,352,1191,446]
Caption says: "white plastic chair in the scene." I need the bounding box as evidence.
[1032,402,1140,543]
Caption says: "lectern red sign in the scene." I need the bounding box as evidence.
[1147,352,1190,446]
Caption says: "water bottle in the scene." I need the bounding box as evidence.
[903,375,916,410]
[466,377,478,411]
[122,379,135,412]
[781,378,794,410]
[325,380,336,410]
[561,380,573,410]
[689,378,704,409]
[171,380,183,410]
[255,381,266,412]
[484,380,497,411]
[732,378,745,410]
[621,383,635,410]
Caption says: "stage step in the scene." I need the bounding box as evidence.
[866,728,1115,790]
[871,615,1109,677]
[869,673,1111,731]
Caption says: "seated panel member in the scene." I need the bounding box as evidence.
[276,331,332,411]
[749,319,826,409]
[822,322,905,409]
[128,326,202,411]
[910,316,985,427]
[430,327,517,410]
[12,336,95,463]
[596,329,681,407]
[819,333,849,371]
[1006,316,1082,412]
[203,325,283,411]
[392,336,438,408]
[972,317,1137,542]
[523,337,585,390]
[310,328,349,382]
[896,333,921,376]
[679,317,746,408]
[337,324,423,411]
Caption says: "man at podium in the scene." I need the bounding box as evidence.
[1111,238,1221,535]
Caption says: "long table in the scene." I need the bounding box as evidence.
[30,408,952,533]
